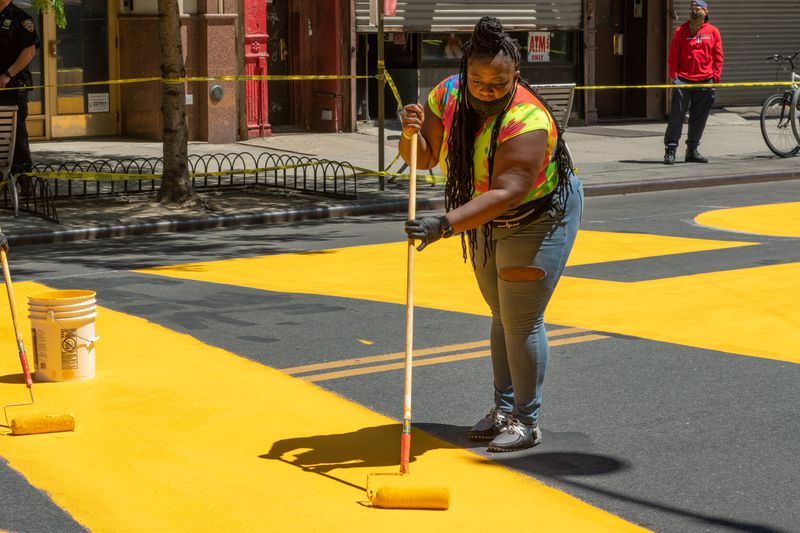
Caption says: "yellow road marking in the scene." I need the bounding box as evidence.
[304,334,610,382]
[284,327,588,374]
[137,229,800,363]
[0,281,644,531]
[284,340,490,374]
[695,202,800,238]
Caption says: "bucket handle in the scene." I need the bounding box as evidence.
[46,310,101,345]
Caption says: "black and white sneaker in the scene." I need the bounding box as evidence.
[487,416,542,452]
[468,408,509,441]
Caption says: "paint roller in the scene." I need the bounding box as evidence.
[1,245,75,436]
[365,133,450,510]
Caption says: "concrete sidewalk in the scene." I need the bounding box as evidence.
[2,108,798,245]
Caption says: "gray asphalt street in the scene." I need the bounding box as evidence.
[1,181,799,532]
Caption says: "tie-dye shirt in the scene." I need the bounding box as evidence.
[427,75,558,204]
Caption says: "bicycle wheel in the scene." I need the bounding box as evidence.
[8,174,19,217]
[791,88,800,145]
[761,92,800,157]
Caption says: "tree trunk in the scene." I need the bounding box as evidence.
[156,0,194,204]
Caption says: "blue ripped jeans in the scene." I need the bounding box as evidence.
[473,174,583,425]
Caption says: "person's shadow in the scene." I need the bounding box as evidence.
[260,422,625,494]
[261,423,449,492]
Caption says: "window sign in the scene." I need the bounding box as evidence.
[87,93,109,113]
[528,32,551,62]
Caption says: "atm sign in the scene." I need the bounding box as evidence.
[528,32,551,62]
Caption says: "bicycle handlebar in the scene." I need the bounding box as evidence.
[766,52,799,72]
[766,51,800,62]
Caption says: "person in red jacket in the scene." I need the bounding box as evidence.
[663,0,723,165]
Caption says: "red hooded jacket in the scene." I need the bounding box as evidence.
[667,21,724,83]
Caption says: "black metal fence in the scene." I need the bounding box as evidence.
[0,151,365,222]
[31,151,360,200]
[0,177,59,223]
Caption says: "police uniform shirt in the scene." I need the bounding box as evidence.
[0,2,39,81]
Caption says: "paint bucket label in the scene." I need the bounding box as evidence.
[61,328,79,370]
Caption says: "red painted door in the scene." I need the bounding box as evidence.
[244,0,269,137]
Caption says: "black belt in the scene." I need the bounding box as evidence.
[490,192,555,229]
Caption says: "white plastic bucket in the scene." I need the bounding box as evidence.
[28,290,99,382]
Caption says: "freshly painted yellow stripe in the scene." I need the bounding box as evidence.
[0,281,645,531]
[566,230,756,266]
[284,327,587,375]
[284,340,491,374]
[135,231,755,314]
[695,202,800,238]
[137,229,799,363]
[305,334,610,382]
[304,350,491,382]
[549,263,800,363]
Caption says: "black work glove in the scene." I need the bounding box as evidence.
[0,232,7,253]
[404,216,451,251]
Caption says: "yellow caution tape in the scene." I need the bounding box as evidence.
[575,81,796,90]
[24,160,448,185]
[23,171,160,182]
[3,73,794,93]
[378,70,404,112]
[23,162,339,182]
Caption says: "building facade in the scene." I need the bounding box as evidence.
[17,0,800,142]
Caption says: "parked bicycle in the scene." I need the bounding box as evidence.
[760,52,800,157]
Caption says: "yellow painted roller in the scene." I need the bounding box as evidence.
[2,246,76,437]
[368,481,450,510]
[10,413,75,436]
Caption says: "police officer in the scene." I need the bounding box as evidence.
[0,0,40,187]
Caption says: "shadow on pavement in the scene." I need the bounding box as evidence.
[260,423,445,492]
[416,422,627,476]
[549,477,789,533]
[0,373,27,384]
[416,422,787,532]
[618,159,670,164]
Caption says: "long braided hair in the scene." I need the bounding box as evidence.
[445,16,574,266]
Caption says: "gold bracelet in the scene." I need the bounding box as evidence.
[402,130,413,140]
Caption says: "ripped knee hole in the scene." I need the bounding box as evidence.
[498,266,546,282]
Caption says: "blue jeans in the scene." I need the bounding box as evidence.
[473,174,583,425]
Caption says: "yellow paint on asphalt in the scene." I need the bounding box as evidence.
[138,230,800,363]
[284,340,493,374]
[284,327,587,375]
[695,202,800,237]
[550,263,800,363]
[0,282,644,531]
[566,230,757,265]
[303,334,610,382]
[137,231,754,315]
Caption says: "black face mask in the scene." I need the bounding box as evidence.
[467,86,515,116]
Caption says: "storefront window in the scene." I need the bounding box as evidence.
[57,0,109,115]
[421,33,467,61]
[421,31,574,65]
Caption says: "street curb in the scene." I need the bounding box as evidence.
[7,170,799,246]
[7,197,446,246]
[584,169,800,196]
